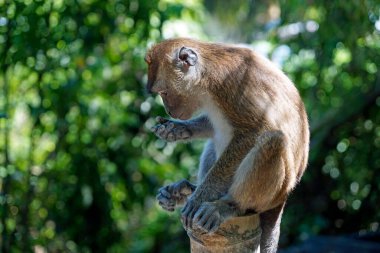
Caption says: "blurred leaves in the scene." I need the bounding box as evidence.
[0,0,380,252]
[0,0,202,252]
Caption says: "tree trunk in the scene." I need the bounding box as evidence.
[185,214,261,253]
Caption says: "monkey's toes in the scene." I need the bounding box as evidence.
[181,205,195,228]
[196,214,221,234]
[193,203,221,233]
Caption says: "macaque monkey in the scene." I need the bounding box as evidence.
[146,38,309,253]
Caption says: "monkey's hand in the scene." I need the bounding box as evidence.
[192,200,237,233]
[151,116,192,142]
[156,179,196,212]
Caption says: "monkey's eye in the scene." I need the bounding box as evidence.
[144,55,151,64]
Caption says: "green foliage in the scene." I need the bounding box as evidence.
[0,0,379,252]
[276,1,380,245]
[0,0,202,252]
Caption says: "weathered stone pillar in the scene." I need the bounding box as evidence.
[185,214,261,253]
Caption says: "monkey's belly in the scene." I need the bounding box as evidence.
[186,214,261,253]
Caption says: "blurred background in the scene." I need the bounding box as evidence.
[0,0,379,252]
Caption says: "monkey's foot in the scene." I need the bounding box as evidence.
[193,202,223,233]
[151,116,192,142]
[192,201,236,234]
[181,187,222,230]
[156,179,196,212]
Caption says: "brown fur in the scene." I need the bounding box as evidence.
[149,38,309,252]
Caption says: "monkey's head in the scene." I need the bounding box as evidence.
[145,39,204,120]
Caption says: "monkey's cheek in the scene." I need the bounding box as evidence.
[173,110,192,120]
[163,107,175,119]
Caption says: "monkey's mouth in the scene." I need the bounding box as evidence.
[167,109,188,120]
[168,110,183,119]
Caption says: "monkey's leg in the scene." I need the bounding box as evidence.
[193,131,290,252]
[192,203,285,252]
[182,132,259,228]
[259,203,285,253]
[228,130,289,212]
[151,115,213,142]
[226,131,290,253]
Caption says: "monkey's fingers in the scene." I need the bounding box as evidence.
[158,200,175,212]
[156,116,168,124]
[157,187,171,199]
[154,125,166,135]
[166,132,175,142]
[150,125,158,134]
[156,194,172,206]
[157,193,176,212]
[152,122,175,138]
[156,188,174,205]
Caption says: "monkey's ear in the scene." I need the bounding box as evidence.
[178,47,198,67]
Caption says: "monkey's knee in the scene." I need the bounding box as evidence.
[255,131,286,161]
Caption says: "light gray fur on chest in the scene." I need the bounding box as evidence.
[204,100,233,158]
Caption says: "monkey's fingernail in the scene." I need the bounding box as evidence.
[160,189,171,198]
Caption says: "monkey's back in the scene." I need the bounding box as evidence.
[248,50,310,180]
[204,44,310,181]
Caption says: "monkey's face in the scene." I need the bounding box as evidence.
[145,41,202,120]
[160,91,193,120]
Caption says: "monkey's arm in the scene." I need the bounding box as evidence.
[151,115,213,142]
[156,179,196,211]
